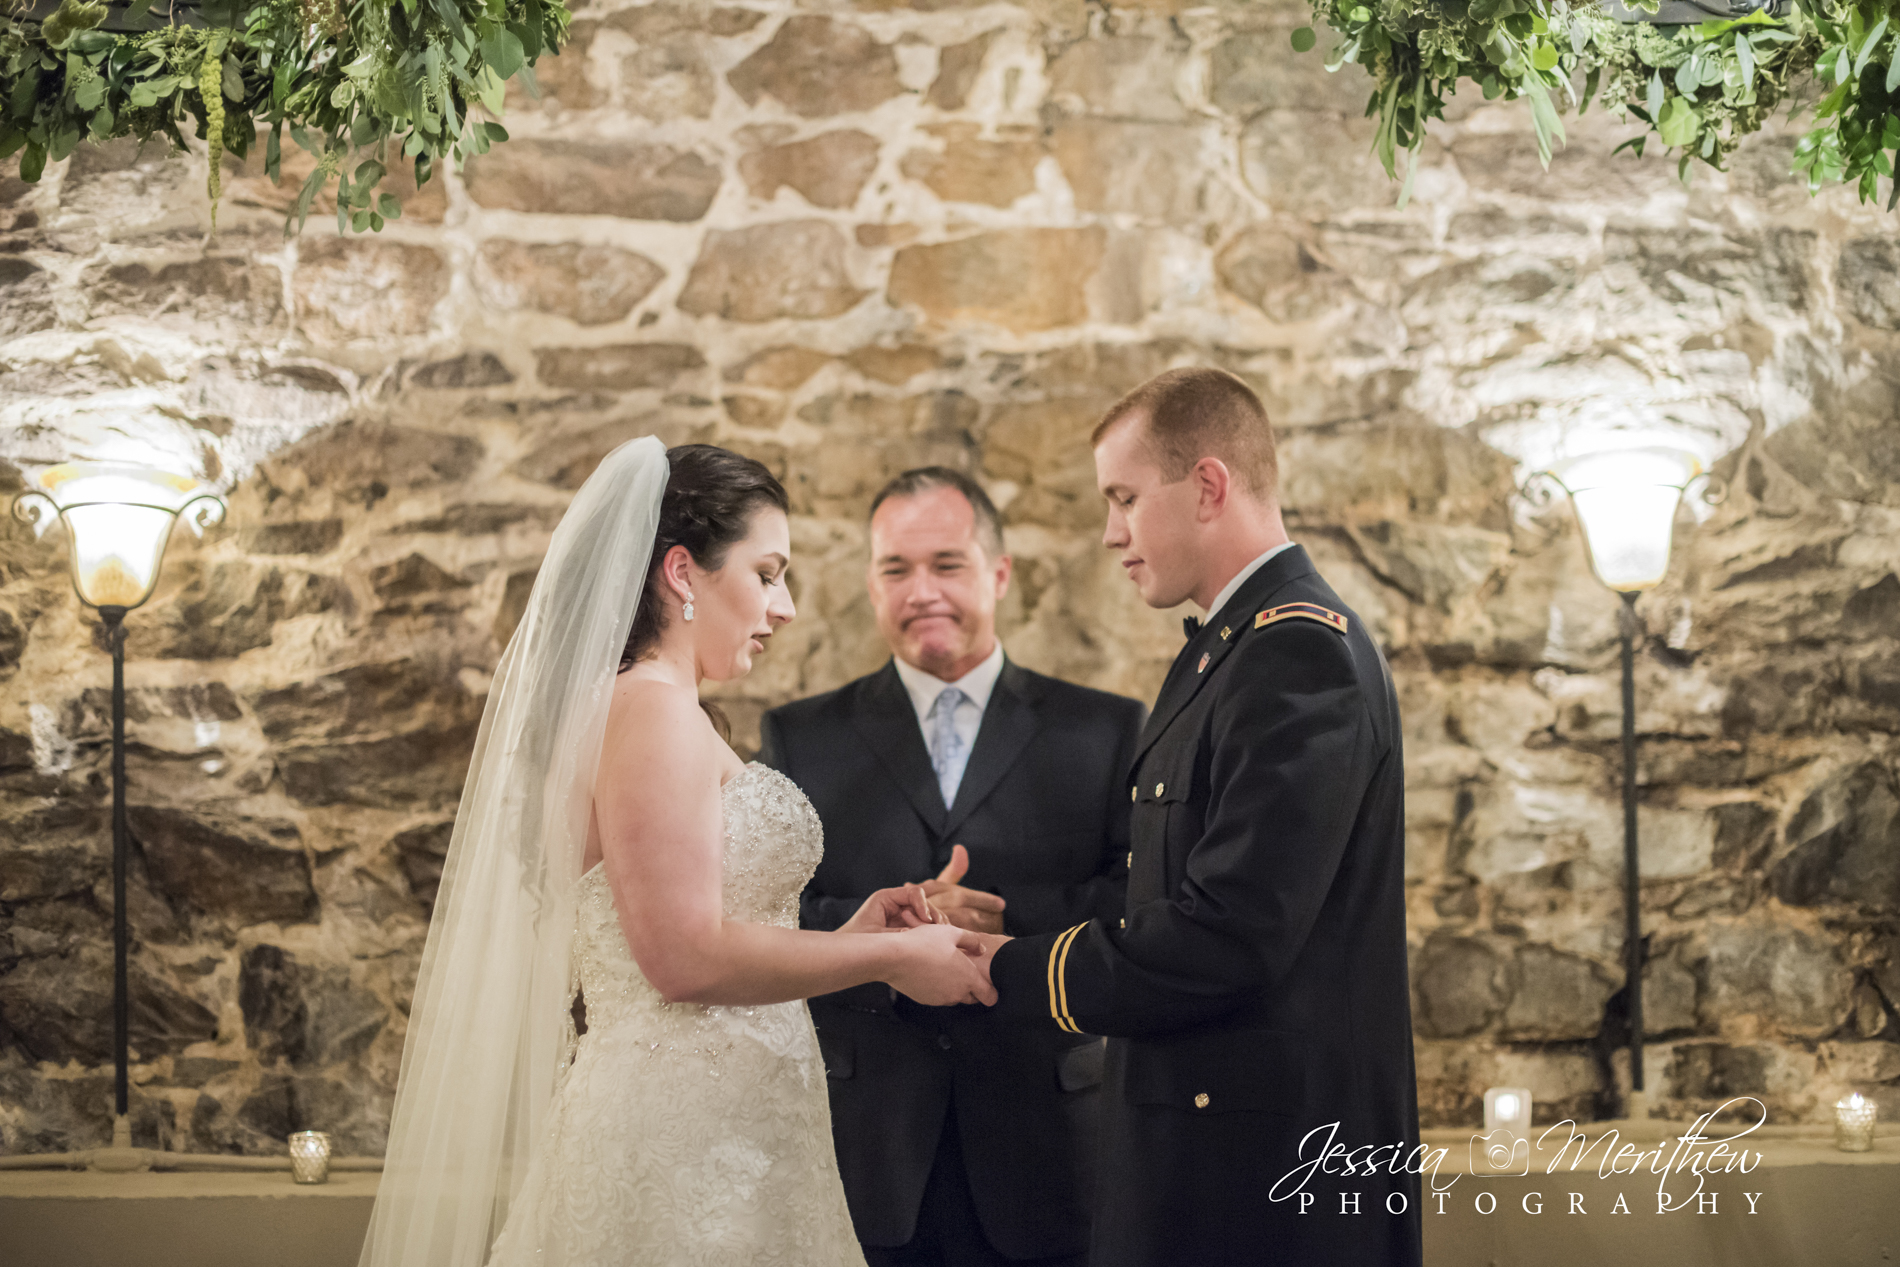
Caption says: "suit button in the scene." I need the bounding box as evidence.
[1194,1092,1210,1109]
[1154,782,1165,797]
[937,1034,952,1051]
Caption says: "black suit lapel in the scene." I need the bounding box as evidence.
[848,662,948,835]
[942,661,1040,839]
[1131,545,1320,767]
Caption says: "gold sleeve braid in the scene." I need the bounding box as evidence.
[1047,923,1088,1033]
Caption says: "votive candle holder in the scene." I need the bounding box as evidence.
[289,1130,332,1183]
[1835,1093,1877,1153]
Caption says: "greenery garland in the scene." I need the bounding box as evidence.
[1296,0,1900,208]
[0,0,571,233]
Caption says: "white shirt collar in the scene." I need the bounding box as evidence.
[1203,541,1299,621]
[893,640,1006,718]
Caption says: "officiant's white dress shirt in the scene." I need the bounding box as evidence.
[1204,541,1299,620]
[893,641,1005,806]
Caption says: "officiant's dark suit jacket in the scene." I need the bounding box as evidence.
[759,659,1144,1260]
[988,546,1424,1267]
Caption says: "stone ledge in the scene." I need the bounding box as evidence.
[0,1168,381,1199]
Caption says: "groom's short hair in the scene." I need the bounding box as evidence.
[869,467,1006,558]
[1092,367,1278,499]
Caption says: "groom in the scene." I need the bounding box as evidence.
[979,368,1424,1267]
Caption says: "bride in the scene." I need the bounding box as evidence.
[359,438,994,1267]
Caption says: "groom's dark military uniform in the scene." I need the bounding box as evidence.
[989,545,1424,1267]
[762,658,1144,1265]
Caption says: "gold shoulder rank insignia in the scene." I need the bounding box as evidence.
[1255,602,1349,634]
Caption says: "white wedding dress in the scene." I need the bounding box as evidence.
[486,763,868,1267]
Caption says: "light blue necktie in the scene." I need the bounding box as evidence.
[928,686,968,807]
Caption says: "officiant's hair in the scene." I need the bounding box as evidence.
[620,445,789,732]
[1092,367,1278,498]
[867,467,1005,559]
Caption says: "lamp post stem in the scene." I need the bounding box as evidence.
[1618,591,1645,1107]
[102,606,129,1123]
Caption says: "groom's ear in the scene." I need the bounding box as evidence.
[1192,456,1235,522]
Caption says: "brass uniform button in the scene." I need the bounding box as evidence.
[1194,1092,1210,1109]
[1155,782,1165,797]
[1118,918,1126,930]
[1126,851,1133,868]
[1220,626,1232,640]
[1131,785,1138,802]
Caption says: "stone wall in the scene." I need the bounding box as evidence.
[1,0,1897,1154]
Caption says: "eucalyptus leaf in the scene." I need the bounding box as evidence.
[1856,17,1888,80]
[479,27,525,78]
[1292,26,1317,53]
[1658,95,1700,147]
[1737,34,1755,92]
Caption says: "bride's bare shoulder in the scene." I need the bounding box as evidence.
[609,673,701,732]
[602,673,726,775]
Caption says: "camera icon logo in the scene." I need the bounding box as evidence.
[1469,1129,1530,1177]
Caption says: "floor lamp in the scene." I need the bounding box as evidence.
[1533,447,1709,1122]
[12,463,225,1163]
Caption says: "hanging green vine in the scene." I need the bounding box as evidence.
[1296,0,1900,207]
[0,0,573,234]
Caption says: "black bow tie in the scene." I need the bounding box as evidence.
[1183,616,1202,639]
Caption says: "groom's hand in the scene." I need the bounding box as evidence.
[965,931,1009,1001]
[922,844,1006,934]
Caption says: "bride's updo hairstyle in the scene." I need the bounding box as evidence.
[619,443,789,674]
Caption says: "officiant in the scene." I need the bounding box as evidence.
[761,468,1144,1267]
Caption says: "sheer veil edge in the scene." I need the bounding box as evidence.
[358,436,667,1267]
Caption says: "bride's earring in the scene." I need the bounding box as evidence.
[682,595,695,622]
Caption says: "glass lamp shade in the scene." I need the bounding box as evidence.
[1550,448,1704,593]
[14,463,224,611]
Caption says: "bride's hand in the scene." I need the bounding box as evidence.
[885,923,998,1007]
[840,883,939,934]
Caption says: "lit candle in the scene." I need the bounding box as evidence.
[1835,1093,1877,1153]
[288,1130,332,1184]
[1484,1086,1533,1135]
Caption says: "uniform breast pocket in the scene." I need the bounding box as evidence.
[1131,759,1194,894]
[1123,1029,1305,1116]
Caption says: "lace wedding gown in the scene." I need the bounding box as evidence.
[486,763,867,1267]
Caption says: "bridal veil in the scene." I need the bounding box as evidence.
[359,436,667,1267]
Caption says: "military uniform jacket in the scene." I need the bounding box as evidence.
[989,545,1424,1267]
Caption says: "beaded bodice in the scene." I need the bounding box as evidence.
[572,762,824,1034]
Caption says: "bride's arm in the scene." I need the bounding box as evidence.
[597,679,994,1008]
